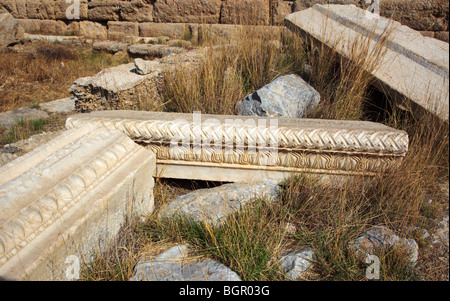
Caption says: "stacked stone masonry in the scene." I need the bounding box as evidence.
[0,1,448,42]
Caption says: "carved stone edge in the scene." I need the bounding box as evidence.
[65,116,409,155]
[0,132,142,266]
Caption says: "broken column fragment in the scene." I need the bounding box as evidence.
[0,124,156,280]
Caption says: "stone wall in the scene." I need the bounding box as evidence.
[0,1,448,42]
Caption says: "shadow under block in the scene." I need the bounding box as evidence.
[0,124,156,280]
[285,4,449,121]
[66,111,409,183]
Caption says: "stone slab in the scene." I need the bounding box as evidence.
[158,182,281,225]
[66,110,409,182]
[0,107,49,129]
[0,124,156,280]
[285,4,449,121]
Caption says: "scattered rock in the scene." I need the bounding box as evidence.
[349,226,419,264]
[280,248,315,280]
[128,44,186,59]
[93,41,128,54]
[158,182,281,225]
[69,62,163,112]
[130,244,241,281]
[414,227,431,241]
[0,12,23,48]
[134,58,160,75]
[236,74,320,118]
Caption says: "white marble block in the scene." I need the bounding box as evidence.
[285,4,449,121]
[66,110,408,183]
[0,124,156,280]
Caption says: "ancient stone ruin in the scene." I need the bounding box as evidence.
[285,4,449,121]
[0,1,448,281]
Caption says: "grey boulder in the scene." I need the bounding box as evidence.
[130,244,241,281]
[0,12,23,48]
[236,74,320,118]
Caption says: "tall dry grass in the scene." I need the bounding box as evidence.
[0,41,132,112]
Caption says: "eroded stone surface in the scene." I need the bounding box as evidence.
[280,248,315,280]
[69,62,163,112]
[0,124,156,280]
[130,244,241,281]
[348,226,419,264]
[285,4,449,121]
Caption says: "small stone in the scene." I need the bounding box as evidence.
[280,248,315,280]
[158,182,281,226]
[130,244,241,281]
[134,58,159,75]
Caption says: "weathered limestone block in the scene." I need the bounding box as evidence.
[158,182,281,225]
[65,110,409,183]
[87,1,121,22]
[73,20,107,40]
[0,12,23,47]
[134,58,160,75]
[107,21,139,41]
[153,0,221,24]
[293,0,358,12]
[139,22,189,39]
[221,0,271,25]
[120,1,153,23]
[26,0,55,20]
[0,124,156,280]
[93,41,128,54]
[24,0,89,20]
[69,62,163,113]
[127,44,186,59]
[237,74,320,118]
[285,4,449,121]
[280,248,315,280]
[377,0,449,32]
[18,18,67,35]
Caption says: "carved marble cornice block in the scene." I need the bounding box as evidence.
[285,4,449,121]
[66,111,408,183]
[0,124,156,280]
